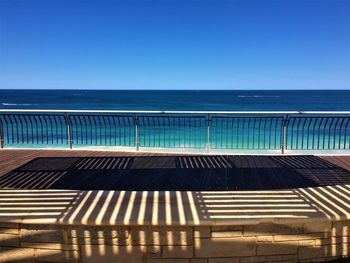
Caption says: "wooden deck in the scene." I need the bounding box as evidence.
[0,150,350,191]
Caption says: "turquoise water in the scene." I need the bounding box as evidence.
[0,90,350,151]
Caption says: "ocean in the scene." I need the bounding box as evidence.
[0,89,350,111]
[1,90,350,152]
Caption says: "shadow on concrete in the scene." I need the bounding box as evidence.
[0,155,349,190]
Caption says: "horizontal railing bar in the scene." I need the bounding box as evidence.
[1,109,350,115]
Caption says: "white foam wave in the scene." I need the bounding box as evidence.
[237,95,280,98]
[1,103,33,106]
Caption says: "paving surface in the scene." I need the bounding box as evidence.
[0,150,350,190]
[0,150,350,225]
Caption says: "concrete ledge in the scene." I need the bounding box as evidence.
[0,220,349,262]
[0,184,350,262]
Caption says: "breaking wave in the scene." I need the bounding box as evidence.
[237,95,280,98]
[1,103,34,106]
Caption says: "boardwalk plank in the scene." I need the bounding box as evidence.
[0,150,349,190]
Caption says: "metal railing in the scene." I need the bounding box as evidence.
[1,110,350,153]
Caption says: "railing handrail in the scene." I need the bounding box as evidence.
[1,109,350,115]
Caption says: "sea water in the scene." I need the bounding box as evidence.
[1,89,350,111]
[0,90,349,152]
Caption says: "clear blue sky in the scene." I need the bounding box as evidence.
[0,0,349,90]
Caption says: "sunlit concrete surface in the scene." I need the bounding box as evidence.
[0,185,349,226]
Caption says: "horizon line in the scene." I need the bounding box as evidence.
[0,88,349,91]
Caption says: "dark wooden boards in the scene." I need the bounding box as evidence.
[0,150,350,191]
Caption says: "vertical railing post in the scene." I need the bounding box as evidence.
[64,113,72,149]
[0,118,3,149]
[207,114,211,153]
[281,114,289,154]
[134,113,139,151]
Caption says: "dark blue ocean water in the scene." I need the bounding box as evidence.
[1,90,350,151]
[0,90,349,111]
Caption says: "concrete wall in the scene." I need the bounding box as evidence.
[0,220,349,263]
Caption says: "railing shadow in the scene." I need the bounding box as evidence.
[1,155,350,261]
[0,155,350,191]
[0,186,350,262]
